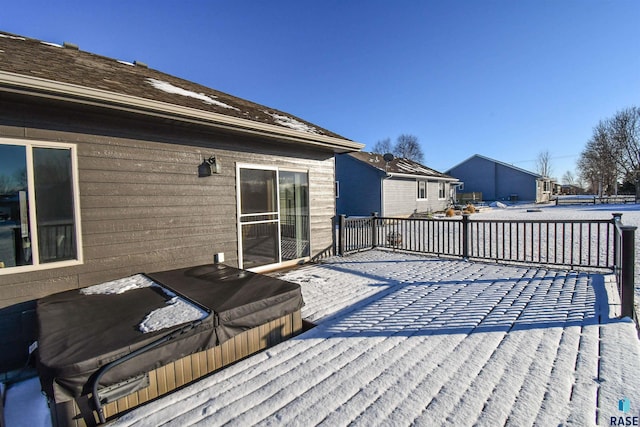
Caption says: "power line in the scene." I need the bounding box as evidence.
[509,154,579,165]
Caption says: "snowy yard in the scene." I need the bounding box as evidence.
[5,203,640,426]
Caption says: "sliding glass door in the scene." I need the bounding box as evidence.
[238,166,309,269]
[279,171,309,261]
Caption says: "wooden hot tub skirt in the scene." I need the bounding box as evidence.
[50,310,302,427]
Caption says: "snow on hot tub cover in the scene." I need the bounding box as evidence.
[36,264,304,401]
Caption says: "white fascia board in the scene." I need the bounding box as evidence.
[0,70,364,153]
[387,172,459,181]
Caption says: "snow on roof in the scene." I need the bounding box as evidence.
[0,34,25,40]
[40,41,63,48]
[266,111,321,134]
[147,78,239,110]
[348,151,457,180]
[0,31,354,142]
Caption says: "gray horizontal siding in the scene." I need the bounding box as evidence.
[383,178,450,217]
[0,96,337,308]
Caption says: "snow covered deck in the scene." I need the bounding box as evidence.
[110,250,640,426]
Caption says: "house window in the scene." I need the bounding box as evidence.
[438,182,446,199]
[417,180,427,199]
[0,139,82,274]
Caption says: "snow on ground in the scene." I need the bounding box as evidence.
[470,202,640,312]
[110,249,640,427]
[3,376,51,427]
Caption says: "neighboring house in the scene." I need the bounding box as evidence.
[446,154,554,203]
[560,184,585,195]
[336,152,459,217]
[0,31,362,371]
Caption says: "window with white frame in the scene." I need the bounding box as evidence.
[417,180,427,199]
[0,139,82,273]
[438,182,446,199]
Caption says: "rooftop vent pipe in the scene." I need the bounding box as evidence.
[63,42,79,50]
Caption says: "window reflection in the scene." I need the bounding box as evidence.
[0,145,31,267]
[34,148,77,263]
[240,169,277,214]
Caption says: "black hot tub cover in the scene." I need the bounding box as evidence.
[36,264,304,401]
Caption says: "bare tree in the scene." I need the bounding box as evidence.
[609,106,640,179]
[371,138,392,155]
[371,134,425,163]
[562,170,576,186]
[393,134,424,163]
[536,150,553,178]
[578,107,640,195]
[578,121,620,195]
[0,172,23,195]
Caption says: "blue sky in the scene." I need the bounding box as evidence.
[2,1,639,180]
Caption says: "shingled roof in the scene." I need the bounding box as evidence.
[348,151,457,180]
[0,31,363,152]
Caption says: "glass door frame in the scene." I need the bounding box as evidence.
[236,163,310,272]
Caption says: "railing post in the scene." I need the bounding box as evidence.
[612,213,622,265]
[620,224,636,319]
[338,214,346,256]
[462,213,470,259]
[331,215,337,256]
[371,212,378,248]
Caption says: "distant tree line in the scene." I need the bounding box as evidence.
[371,134,424,163]
[577,106,639,195]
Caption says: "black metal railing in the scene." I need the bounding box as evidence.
[612,214,637,319]
[337,212,636,320]
[38,221,76,262]
[466,217,613,269]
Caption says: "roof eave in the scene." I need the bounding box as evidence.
[387,172,459,181]
[0,70,364,153]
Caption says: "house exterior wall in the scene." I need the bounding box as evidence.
[383,178,415,216]
[448,156,539,202]
[494,163,537,202]
[335,154,382,216]
[383,178,450,217]
[0,96,337,306]
[0,95,337,371]
[448,156,497,201]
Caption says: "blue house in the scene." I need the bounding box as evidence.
[336,152,459,217]
[446,154,553,203]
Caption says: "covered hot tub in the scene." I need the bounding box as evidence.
[36,264,304,427]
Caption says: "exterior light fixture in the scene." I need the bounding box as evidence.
[198,156,221,177]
